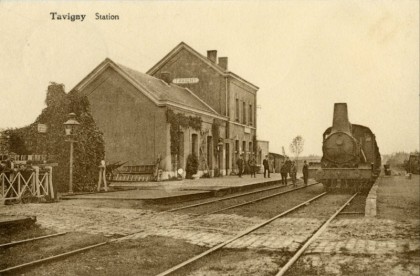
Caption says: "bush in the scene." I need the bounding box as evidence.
[214,167,220,177]
[185,154,199,179]
[5,83,104,192]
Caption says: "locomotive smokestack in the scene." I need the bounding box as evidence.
[332,103,351,133]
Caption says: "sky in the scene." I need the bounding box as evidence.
[0,0,418,156]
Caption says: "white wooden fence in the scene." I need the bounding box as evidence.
[0,166,54,202]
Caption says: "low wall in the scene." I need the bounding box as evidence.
[365,177,381,217]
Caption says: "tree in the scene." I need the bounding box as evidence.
[5,83,105,192]
[290,135,304,169]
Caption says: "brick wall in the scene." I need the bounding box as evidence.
[150,48,227,115]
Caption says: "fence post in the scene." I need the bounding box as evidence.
[1,173,3,199]
[16,172,20,198]
[45,172,49,195]
[46,166,54,200]
[33,166,40,197]
[31,170,36,194]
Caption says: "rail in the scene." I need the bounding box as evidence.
[168,181,319,213]
[0,232,67,248]
[204,183,319,215]
[275,193,358,276]
[156,192,328,276]
[0,193,328,275]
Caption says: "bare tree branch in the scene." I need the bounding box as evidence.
[290,135,304,169]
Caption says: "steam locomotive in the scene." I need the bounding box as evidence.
[309,103,381,193]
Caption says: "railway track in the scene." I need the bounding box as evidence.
[0,228,146,274]
[0,181,325,275]
[155,192,358,276]
[167,181,320,215]
[275,193,357,275]
[0,232,67,248]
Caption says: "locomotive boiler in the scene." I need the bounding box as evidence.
[309,103,381,193]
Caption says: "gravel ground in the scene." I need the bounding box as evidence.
[11,236,204,276]
[287,175,420,276]
[0,175,417,275]
[0,231,107,271]
[288,253,420,276]
[377,175,420,221]
[172,249,287,276]
[221,183,326,219]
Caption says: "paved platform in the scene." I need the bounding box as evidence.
[0,215,36,228]
[61,173,299,203]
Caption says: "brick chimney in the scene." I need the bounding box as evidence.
[207,50,217,63]
[218,57,228,70]
[160,72,171,84]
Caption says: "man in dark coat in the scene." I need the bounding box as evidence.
[280,163,288,185]
[236,155,244,178]
[248,154,257,178]
[303,160,309,185]
[263,155,270,178]
[285,158,292,173]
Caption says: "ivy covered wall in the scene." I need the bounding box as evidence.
[4,83,105,192]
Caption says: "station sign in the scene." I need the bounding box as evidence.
[172,78,199,84]
[37,124,48,133]
[244,127,251,134]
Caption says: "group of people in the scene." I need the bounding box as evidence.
[236,154,271,178]
[236,154,309,186]
[281,159,309,186]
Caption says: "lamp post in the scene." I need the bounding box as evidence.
[63,113,80,194]
[217,139,224,177]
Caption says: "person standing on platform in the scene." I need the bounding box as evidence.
[236,154,244,178]
[97,160,108,192]
[280,163,288,185]
[285,157,292,172]
[303,160,309,186]
[263,155,270,178]
[248,154,256,178]
[290,161,297,187]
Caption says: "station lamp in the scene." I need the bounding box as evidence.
[63,113,80,194]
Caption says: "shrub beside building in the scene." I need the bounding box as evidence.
[4,83,105,192]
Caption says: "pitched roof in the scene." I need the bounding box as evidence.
[71,58,222,118]
[147,42,259,90]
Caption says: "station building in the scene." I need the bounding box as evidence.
[147,42,259,174]
[71,42,259,179]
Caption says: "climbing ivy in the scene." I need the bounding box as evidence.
[5,83,105,192]
[166,109,202,155]
[211,119,223,160]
